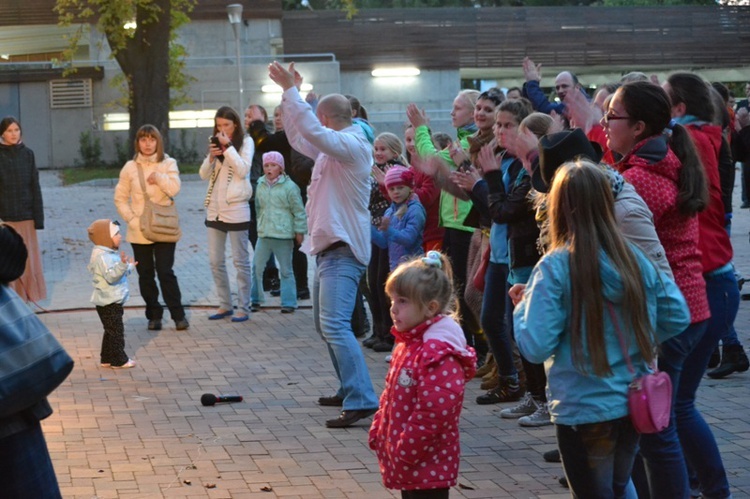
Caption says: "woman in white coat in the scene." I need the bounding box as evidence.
[114,124,188,331]
[200,106,254,322]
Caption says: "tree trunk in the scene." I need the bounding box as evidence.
[109,0,172,155]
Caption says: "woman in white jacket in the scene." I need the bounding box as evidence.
[114,125,188,331]
[200,106,254,322]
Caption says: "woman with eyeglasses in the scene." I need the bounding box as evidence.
[662,72,735,499]
[603,81,714,499]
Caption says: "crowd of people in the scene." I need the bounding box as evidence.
[2,57,750,498]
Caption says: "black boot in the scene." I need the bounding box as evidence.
[708,345,750,379]
[708,346,721,369]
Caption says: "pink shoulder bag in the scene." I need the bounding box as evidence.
[607,302,672,434]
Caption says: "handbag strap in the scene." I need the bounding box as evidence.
[136,162,149,199]
[136,162,174,205]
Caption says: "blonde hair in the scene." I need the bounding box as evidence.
[134,124,165,161]
[547,160,655,376]
[374,132,408,165]
[520,112,554,139]
[385,252,458,319]
[456,89,481,111]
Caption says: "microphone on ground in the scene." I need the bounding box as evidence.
[201,393,243,406]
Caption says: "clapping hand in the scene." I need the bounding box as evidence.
[406,103,429,129]
[268,61,297,91]
[451,165,481,192]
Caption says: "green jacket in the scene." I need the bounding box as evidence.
[414,125,475,232]
[255,174,307,239]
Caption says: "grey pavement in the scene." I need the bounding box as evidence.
[33,170,750,498]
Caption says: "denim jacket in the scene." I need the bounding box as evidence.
[87,246,134,307]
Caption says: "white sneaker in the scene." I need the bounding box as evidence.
[519,403,552,427]
[111,359,136,369]
[500,394,538,419]
[385,354,392,363]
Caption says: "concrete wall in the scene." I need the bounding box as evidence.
[340,69,460,140]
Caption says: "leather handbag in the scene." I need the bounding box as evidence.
[136,164,182,243]
[608,302,672,434]
[0,286,74,418]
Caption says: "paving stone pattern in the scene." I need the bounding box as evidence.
[33,171,750,498]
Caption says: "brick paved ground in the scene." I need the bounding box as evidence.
[33,171,750,498]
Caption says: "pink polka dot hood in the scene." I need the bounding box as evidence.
[368,315,477,491]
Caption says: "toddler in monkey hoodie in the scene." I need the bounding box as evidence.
[88,219,137,369]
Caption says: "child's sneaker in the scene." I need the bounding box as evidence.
[500,394,539,419]
[384,354,392,363]
[111,359,136,369]
[519,403,552,427]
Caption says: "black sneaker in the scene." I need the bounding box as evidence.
[362,335,379,349]
[148,320,162,331]
[372,340,394,352]
[543,449,561,463]
[175,319,190,331]
[476,379,523,405]
[297,289,311,300]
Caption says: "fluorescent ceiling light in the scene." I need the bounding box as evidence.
[103,110,217,131]
[261,83,313,93]
[371,67,420,78]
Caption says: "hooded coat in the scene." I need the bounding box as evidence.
[616,135,709,324]
[514,245,690,426]
[369,315,476,491]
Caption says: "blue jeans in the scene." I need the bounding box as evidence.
[637,320,707,499]
[251,237,296,308]
[675,270,737,499]
[480,262,515,376]
[313,246,378,411]
[557,417,639,499]
[207,227,253,315]
[0,421,62,498]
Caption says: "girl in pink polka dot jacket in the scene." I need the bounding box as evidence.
[368,251,477,498]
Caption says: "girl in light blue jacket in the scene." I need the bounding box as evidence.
[514,160,690,499]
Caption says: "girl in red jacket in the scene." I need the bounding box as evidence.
[369,251,476,498]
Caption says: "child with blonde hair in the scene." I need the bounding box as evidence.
[369,251,476,499]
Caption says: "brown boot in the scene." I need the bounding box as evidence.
[482,362,498,381]
[475,353,495,379]
[481,371,500,391]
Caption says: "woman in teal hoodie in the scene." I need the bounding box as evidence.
[514,160,689,498]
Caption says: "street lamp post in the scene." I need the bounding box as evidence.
[227,4,244,111]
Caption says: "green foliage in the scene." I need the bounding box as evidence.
[168,130,200,165]
[111,135,131,168]
[54,0,196,109]
[75,131,103,168]
[283,0,715,8]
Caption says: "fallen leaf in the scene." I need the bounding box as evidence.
[261,486,273,492]
[458,483,475,490]
[205,483,216,489]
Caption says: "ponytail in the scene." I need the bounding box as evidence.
[670,124,708,216]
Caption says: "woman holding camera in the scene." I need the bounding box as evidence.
[200,106,254,322]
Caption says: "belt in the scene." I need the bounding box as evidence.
[320,240,347,254]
